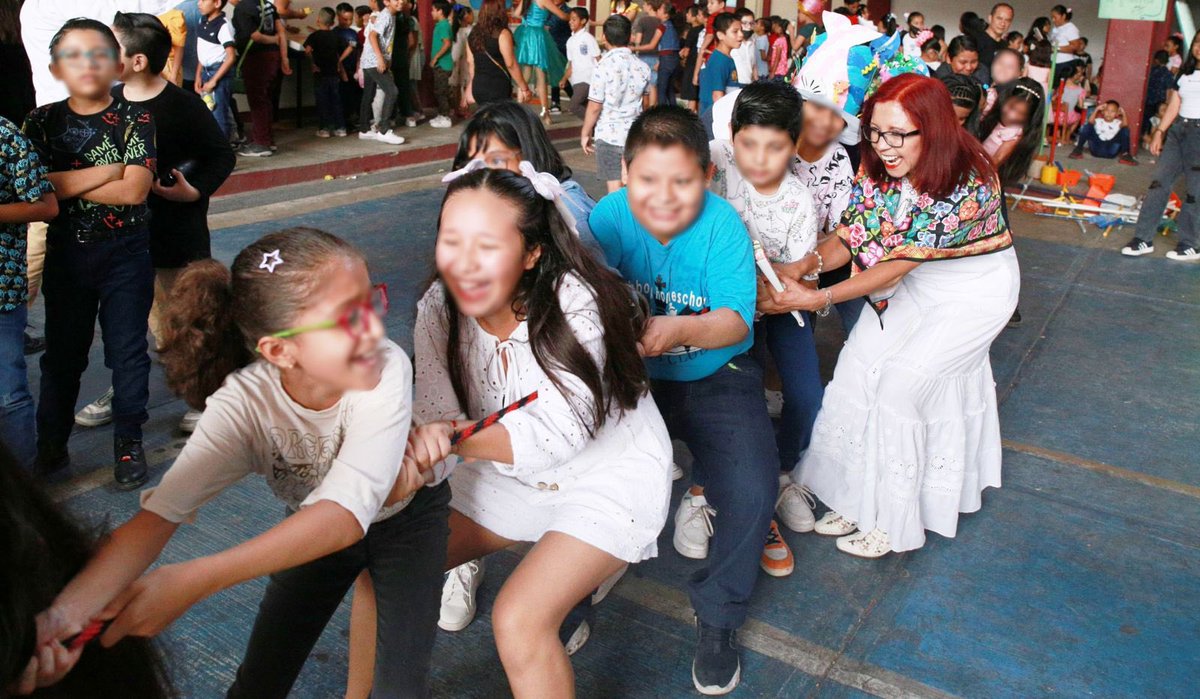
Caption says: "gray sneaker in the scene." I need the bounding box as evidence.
[75,387,114,427]
[238,143,274,157]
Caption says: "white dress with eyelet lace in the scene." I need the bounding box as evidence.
[414,275,673,563]
[798,248,1020,553]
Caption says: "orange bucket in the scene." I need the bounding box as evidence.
[1057,169,1083,187]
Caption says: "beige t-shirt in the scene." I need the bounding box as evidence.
[141,339,414,534]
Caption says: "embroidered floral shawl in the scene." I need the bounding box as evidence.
[835,170,1013,315]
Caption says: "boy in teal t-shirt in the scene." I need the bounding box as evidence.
[697,13,744,121]
[588,105,777,697]
[429,0,455,127]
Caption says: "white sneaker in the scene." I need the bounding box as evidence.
[315,129,331,138]
[75,387,114,427]
[563,619,590,656]
[405,117,419,128]
[179,409,203,434]
[430,115,452,128]
[376,129,406,145]
[333,128,348,137]
[358,128,379,140]
[592,563,628,604]
[1166,245,1200,261]
[439,559,484,632]
[673,492,715,559]
[776,478,816,533]
[765,389,784,418]
[814,510,857,536]
[835,528,891,558]
[671,462,684,480]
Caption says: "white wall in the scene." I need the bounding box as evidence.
[890,0,1109,63]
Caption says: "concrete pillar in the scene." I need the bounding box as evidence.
[1098,4,1175,154]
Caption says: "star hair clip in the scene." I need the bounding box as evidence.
[260,249,284,273]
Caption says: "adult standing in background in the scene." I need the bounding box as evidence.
[963,3,1014,85]
[466,0,532,106]
[1049,5,1082,89]
[1122,30,1200,263]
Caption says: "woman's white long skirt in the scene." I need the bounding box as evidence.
[799,247,1021,552]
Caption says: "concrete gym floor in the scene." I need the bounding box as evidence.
[35,141,1199,698]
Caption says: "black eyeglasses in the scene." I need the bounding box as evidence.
[865,126,921,148]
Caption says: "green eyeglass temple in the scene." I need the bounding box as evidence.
[270,320,338,340]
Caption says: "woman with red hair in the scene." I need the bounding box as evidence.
[759,74,1020,558]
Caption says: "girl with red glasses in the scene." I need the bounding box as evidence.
[25,228,446,698]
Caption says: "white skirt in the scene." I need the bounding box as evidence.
[450,393,674,563]
[799,248,1020,552]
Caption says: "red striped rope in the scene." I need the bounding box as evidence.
[449,391,539,446]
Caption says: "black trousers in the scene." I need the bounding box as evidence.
[226,483,451,699]
[38,228,153,447]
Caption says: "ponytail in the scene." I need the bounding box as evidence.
[159,259,253,410]
[160,228,366,410]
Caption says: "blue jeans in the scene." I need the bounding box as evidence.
[314,74,345,131]
[1076,123,1131,159]
[0,305,35,471]
[638,54,659,86]
[657,53,679,107]
[752,313,823,473]
[38,229,154,447]
[651,355,779,629]
[227,482,451,699]
[200,63,234,140]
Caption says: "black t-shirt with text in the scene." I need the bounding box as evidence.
[22,97,156,235]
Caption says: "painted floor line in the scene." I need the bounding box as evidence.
[1001,438,1200,499]
[613,575,959,699]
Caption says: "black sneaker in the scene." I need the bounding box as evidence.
[1120,238,1154,257]
[558,596,594,656]
[1119,152,1139,166]
[114,438,149,490]
[693,619,741,695]
[23,331,45,355]
[1068,146,1085,159]
[36,443,70,476]
[1006,308,1023,328]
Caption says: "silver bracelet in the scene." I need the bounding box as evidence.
[816,288,833,317]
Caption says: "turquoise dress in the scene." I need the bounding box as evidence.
[513,2,566,84]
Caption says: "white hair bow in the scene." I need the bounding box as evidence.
[441,157,488,183]
[441,158,581,238]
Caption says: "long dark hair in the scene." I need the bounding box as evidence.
[0,0,20,44]
[160,228,365,409]
[0,448,173,698]
[450,3,471,42]
[1180,30,1200,77]
[978,77,1044,184]
[436,169,648,433]
[453,101,572,180]
[470,0,508,51]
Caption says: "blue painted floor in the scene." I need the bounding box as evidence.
[45,174,1200,698]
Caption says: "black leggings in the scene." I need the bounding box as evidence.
[226,483,451,699]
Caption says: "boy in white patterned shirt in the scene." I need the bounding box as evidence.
[580,14,650,193]
[707,81,821,579]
